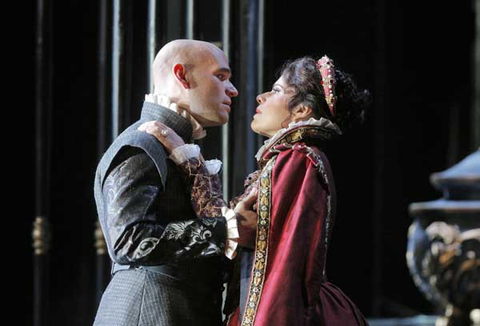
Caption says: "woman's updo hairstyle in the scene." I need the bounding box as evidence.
[280,56,371,133]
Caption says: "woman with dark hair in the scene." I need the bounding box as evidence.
[139,55,371,326]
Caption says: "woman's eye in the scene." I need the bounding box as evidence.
[217,74,225,80]
[272,88,280,93]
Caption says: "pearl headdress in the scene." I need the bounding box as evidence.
[316,55,337,117]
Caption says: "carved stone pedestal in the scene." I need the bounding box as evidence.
[407,149,480,326]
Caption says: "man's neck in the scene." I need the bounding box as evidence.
[145,93,206,140]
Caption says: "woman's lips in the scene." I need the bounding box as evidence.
[255,108,261,114]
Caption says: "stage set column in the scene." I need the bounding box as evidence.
[474,0,480,150]
[229,0,265,197]
[93,0,112,307]
[33,0,53,325]
[93,0,134,306]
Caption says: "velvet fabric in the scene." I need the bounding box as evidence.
[227,125,368,326]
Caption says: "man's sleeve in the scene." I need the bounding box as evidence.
[101,147,228,266]
[175,155,240,259]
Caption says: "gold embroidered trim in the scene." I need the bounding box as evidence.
[277,126,337,146]
[258,126,337,168]
[305,147,332,247]
[240,157,276,326]
[301,145,333,276]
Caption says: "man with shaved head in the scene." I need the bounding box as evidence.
[93,39,257,326]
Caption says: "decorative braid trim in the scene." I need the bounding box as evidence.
[240,157,276,326]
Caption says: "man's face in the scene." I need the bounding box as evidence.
[187,48,238,127]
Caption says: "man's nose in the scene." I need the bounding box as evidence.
[226,81,239,98]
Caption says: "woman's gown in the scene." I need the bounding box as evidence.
[177,118,368,326]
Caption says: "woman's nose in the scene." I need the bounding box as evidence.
[256,94,264,104]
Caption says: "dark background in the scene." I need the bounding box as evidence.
[17,0,476,325]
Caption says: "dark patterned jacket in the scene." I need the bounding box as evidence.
[92,101,229,326]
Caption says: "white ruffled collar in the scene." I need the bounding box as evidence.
[145,93,207,140]
[255,117,342,161]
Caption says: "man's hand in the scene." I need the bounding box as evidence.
[234,188,258,249]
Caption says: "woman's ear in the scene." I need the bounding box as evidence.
[291,105,313,121]
[173,63,190,89]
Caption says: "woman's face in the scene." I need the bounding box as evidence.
[251,76,295,138]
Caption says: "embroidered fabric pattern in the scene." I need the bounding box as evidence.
[255,117,341,162]
[258,125,339,169]
[279,126,338,146]
[228,171,261,210]
[240,157,276,326]
[104,160,129,219]
[132,237,160,259]
[162,221,195,240]
[177,157,225,218]
[301,145,333,250]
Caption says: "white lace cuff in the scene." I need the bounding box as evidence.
[222,206,239,260]
[169,144,222,175]
[205,159,222,175]
[169,144,200,164]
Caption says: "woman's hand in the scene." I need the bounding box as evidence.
[138,121,185,153]
[234,188,258,249]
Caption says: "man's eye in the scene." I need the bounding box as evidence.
[217,74,226,80]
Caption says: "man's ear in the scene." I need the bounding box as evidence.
[173,63,190,89]
[292,105,313,120]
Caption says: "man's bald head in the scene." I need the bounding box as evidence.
[152,39,224,91]
[150,39,238,127]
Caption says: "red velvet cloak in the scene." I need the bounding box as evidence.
[228,125,368,326]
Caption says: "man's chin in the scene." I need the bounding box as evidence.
[217,113,229,126]
[203,118,229,127]
[194,113,229,128]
